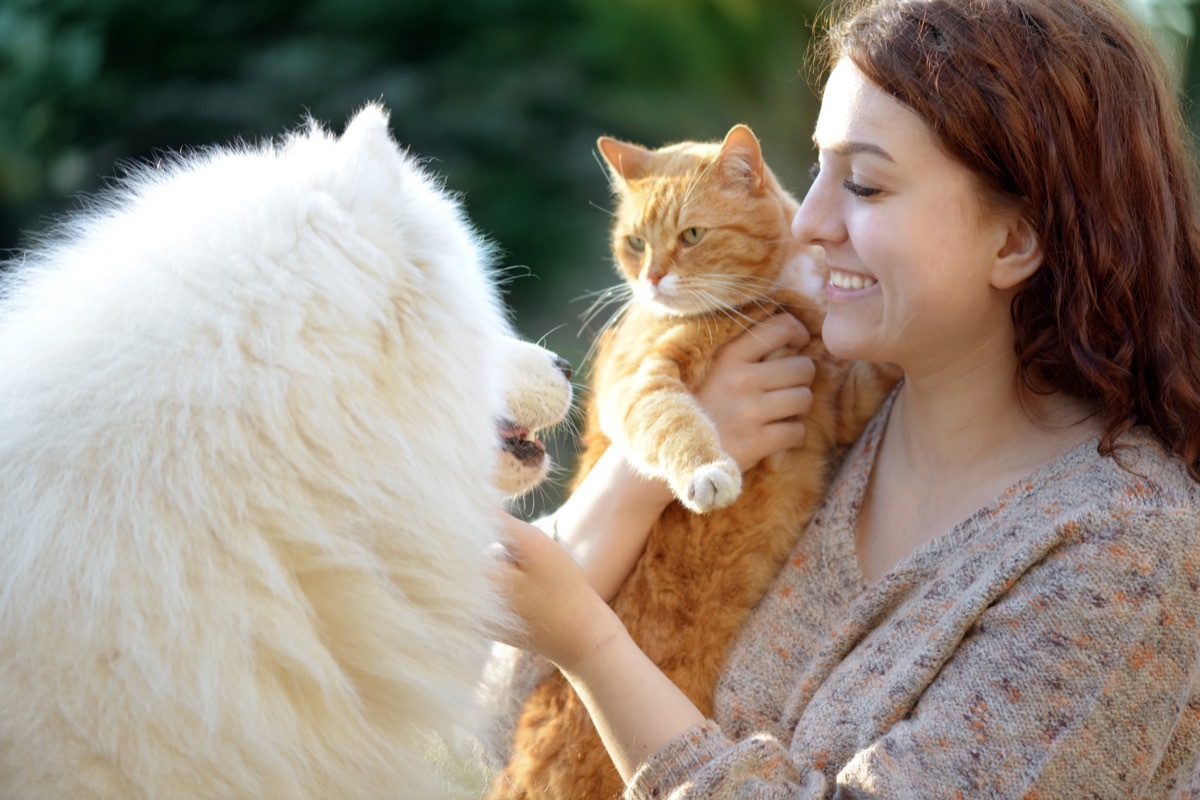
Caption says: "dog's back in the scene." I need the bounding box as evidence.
[0,105,510,798]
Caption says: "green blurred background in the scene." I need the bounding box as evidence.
[2,0,1197,515]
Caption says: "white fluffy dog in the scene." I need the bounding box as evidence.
[0,104,572,799]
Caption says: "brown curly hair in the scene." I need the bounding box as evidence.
[814,0,1200,482]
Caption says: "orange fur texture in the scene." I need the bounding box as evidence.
[489,126,900,799]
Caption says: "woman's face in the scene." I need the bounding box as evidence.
[793,59,1023,378]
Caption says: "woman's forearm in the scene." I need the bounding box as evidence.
[561,613,706,783]
[552,447,673,602]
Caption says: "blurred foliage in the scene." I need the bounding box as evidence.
[0,0,822,344]
[1126,0,1197,79]
[0,0,1196,514]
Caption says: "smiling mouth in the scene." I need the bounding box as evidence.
[498,420,546,465]
[828,269,878,290]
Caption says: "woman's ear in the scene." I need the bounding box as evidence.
[990,214,1043,290]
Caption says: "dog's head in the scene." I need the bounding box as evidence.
[495,337,573,497]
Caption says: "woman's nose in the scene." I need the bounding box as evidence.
[791,206,807,242]
[791,179,842,247]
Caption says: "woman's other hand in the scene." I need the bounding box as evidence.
[493,512,622,670]
[492,512,710,782]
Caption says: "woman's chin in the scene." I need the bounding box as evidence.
[820,317,881,363]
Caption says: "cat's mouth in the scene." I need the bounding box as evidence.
[498,420,546,465]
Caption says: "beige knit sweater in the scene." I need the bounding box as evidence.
[489,391,1200,799]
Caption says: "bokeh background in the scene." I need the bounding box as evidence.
[2,0,1197,515]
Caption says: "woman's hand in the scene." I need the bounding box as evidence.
[493,512,624,670]
[697,312,816,473]
[493,512,709,782]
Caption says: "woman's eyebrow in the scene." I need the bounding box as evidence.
[812,138,896,163]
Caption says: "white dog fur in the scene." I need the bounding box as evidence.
[0,104,571,798]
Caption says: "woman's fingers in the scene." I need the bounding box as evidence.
[695,313,819,473]
[760,386,815,423]
[762,420,809,452]
[719,313,811,363]
[759,354,817,392]
[496,512,556,574]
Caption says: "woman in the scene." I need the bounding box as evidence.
[495,0,1200,796]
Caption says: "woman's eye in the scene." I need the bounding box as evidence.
[842,179,882,198]
[811,163,881,198]
[627,235,646,252]
[680,227,706,245]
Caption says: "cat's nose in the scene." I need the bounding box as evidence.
[553,356,573,382]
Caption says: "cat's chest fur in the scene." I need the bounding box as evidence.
[594,301,785,397]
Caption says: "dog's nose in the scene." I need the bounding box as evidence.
[554,356,573,382]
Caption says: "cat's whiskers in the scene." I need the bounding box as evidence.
[576,284,634,335]
[684,301,716,344]
[675,273,779,313]
[692,272,779,292]
[575,282,633,307]
[682,286,791,352]
[719,304,798,352]
[584,300,634,365]
[588,200,618,220]
[571,284,637,368]
[712,304,771,344]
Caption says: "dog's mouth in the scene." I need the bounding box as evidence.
[498,419,546,465]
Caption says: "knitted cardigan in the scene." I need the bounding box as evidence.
[489,391,1200,799]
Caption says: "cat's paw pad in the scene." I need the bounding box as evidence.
[683,460,741,513]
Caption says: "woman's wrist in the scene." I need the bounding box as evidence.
[554,447,673,601]
[551,591,628,673]
[591,446,675,511]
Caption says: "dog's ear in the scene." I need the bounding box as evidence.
[337,103,398,168]
[322,102,415,219]
[341,103,393,150]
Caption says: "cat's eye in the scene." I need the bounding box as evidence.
[627,235,646,252]
[681,227,706,245]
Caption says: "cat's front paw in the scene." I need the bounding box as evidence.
[681,459,742,513]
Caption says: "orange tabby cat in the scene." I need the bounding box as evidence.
[488,125,899,800]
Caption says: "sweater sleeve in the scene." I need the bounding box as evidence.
[627,721,827,799]
[627,504,1200,800]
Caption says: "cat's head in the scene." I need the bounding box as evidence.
[598,125,800,316]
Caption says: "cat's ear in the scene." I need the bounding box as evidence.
[597,136,654,184]
[717,125,765,193]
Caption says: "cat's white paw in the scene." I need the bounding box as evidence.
[682,459,742,513]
